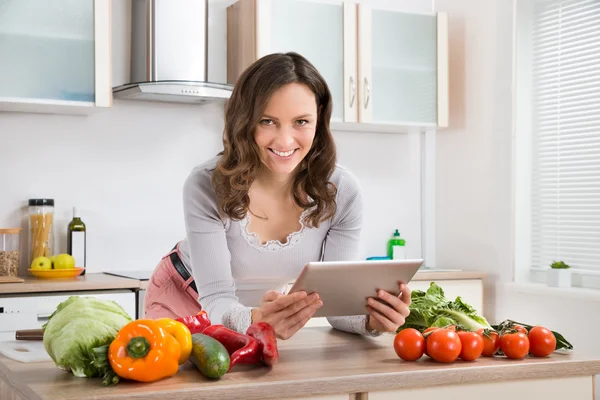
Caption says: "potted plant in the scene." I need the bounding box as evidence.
[547,260,572,288]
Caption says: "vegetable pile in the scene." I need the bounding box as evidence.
[393,283,573,363]
[42,296,279,385]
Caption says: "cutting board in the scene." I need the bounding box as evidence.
[0,276,24,283]
[0,340,52,363]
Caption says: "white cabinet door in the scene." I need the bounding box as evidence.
[257,0,353,123]
[0,0,111,115]
[0,290,136,341]
[228,0,356,123]
[357,5,448,127]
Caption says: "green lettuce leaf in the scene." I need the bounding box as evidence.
[42,296,132,381]
[398,282,491,332]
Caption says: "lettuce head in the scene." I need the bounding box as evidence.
[42,296,132,379]
[397,282,491,332]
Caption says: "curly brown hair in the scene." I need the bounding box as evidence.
[212,52,337,228]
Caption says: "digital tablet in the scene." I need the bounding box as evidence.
[287,259,424,318]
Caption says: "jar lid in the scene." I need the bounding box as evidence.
[0,228,22,234]
[28,199,55,206]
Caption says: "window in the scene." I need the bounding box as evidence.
[514,0,600,287]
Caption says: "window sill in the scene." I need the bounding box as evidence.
[502,281,600,303]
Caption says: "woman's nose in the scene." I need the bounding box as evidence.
[276,127,296,148]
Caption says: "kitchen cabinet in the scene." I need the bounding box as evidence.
[368,377,592,400]
[227,0,448,132]
[0,290,136,341]
[0,0,112,115]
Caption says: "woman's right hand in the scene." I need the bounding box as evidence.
[252,290,323,340]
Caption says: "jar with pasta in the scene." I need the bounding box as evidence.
[28,198,55,264]
[0,228,21,277]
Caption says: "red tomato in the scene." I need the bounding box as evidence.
[513,324,528,335]
[528,326,556,357]
[500,333,530,359]
[427,329,462,363]
[476,329,500,357]
[457,331,484,361]
[394,329,425,361]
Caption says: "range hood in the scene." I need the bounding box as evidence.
[113,0,233,104]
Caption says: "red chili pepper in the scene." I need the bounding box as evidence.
[246,322,279,366]
[175,311,211,334]
[202,325,260,370]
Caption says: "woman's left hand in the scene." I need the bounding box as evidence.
[366,282,411,333]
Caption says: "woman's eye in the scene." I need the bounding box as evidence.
[296,119,309,126]
[259,119,273,125]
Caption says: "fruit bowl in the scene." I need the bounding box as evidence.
[29,267,85,279]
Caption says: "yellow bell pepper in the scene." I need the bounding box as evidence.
[156,318,193,364]
[108,319,181,383]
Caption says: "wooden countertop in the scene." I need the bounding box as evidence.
[0,327,597,400]
[0,274,140,295]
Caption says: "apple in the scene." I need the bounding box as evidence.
[53,254,75,270]
[31,256,52,270]
[50,255,56,267]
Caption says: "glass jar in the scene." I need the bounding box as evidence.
[0,228,21,277]
[28,198,55,264]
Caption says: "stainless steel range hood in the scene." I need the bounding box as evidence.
[113,0,233,104]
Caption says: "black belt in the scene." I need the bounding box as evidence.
[170,245,198,293]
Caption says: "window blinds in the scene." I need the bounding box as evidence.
[530,0,600,272]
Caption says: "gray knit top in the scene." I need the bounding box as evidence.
[178,156,380,337]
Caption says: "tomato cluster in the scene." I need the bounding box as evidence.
[393,324,557,363]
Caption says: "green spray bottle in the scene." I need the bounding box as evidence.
[387,229,406,259]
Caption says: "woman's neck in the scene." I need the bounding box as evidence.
[253,166,295,197]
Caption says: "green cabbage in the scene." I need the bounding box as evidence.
[397,282,492,332]
[42,296,132,384]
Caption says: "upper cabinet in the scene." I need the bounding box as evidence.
[227,0,448,132]
[0,0,111,115]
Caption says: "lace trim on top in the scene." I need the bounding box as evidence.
[239,207,312,252]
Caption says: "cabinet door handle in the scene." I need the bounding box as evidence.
[363,77,370,109]
[37,313,52,321]
[349,76,356,108]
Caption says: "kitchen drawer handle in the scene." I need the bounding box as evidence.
[363,77,370,109]
[349,76,356,108]
[37,313,52,321]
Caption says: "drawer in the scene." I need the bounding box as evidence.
[0,290,136,341]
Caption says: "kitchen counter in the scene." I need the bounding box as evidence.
[135,269,486,291]
[0,270,486,294]
[413,269,487,281]
[0,327,597,400]
[0,274,141,295]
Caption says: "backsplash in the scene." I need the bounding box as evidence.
[0,100,421,275]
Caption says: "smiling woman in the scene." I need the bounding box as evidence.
[143,52,413,340]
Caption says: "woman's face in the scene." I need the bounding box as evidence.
[253,83,317,177]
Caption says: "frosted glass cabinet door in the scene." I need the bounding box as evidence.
[0,0,111,113]
[257,0,355,123]
[358,6,448,126]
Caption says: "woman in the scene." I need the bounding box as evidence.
[144,52,411,339]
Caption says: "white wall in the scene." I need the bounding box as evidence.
[433,0,514,319]
[0,0,429,275]
[433,0,599,375]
